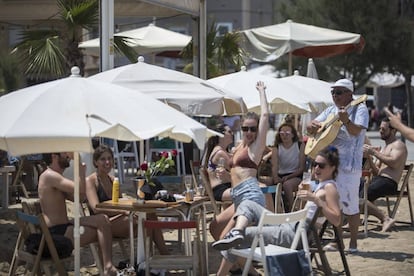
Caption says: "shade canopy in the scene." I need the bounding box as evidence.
[79,23,192,56]
[208,68,331,114]
[278,72,333,113]
[0,67,216,155]
[90,56,247,116]
[240,19,365,63]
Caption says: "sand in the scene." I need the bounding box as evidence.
[1,173,414,275]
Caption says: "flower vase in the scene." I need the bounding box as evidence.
[136,178,146,200]
[133,177,164,200]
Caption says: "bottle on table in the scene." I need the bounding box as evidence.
[112,177,120,203]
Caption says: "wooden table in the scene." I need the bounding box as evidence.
[96,196,209,271]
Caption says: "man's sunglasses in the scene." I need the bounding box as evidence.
[331,88,349,96]
[241,126,258,132]
[312,161,327,169]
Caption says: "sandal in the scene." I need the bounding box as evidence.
[323,243,338,252]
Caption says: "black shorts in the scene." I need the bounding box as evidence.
[367,175,398,202]
[212,182,231,201]
[49,223,73,235]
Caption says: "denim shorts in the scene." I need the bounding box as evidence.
[231,177,265,208]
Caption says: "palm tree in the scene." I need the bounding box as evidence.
[12,0,136,81]
[0,50,25,94]
[181,23,246,78]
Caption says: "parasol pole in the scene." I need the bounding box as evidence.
[73,152,80,276]
[288,52,293,75]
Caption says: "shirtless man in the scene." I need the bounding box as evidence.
[363,118,408,232]
[38,152,118,275]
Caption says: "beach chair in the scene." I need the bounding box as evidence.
[360,169,373,237]
[383,163,414,225]
[229,208,311,276]
[199,167,231,217]
[9,211,72,276]
[308,208,351,276]
[21,200,105,274]
[143,220,200,276]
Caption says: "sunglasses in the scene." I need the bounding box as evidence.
[279,131,292,135]
[241,126,258,132]
[331,88,349,96]
[312,161,327,169]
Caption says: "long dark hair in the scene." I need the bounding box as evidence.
[202,123,228,168]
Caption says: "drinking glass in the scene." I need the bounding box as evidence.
[184,175,192,191]
[217,157,226,169]
[302,172,311,192]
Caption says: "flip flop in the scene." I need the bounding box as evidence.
[323,243,338,252]
[348,247,359,254]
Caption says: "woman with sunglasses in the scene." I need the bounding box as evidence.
[271,122,306,212]
[212,81,269,250]
[216,146,342,275]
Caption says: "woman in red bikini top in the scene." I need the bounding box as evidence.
[212,81,270,251]
[230,81,269,193]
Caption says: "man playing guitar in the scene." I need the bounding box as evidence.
[306,78,369,253]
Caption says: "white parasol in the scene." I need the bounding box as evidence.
[79,23,191,56]
[90,56,247,116]
[0,67,217,274]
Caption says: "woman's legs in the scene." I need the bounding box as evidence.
[210,204,235,240]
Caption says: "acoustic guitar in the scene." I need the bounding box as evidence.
[305,95,368,159]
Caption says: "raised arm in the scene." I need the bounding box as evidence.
[385,108,414,142]
[252,81,269,159]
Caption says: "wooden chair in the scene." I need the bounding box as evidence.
[21,200,105,274]
[229,208,312,276]
[143,220,200,276]
[360,169,373,237]
[9,211,71,276]
[308,208,351,276]
[189,160,201,190]
[199,167,232,217]
[79,202,129,262]
[384,163,414,225]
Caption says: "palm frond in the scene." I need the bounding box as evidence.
[14,30,66,80]
[58,0,99,31]
[113,36,138,63]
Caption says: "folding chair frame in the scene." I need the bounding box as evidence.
[385,163,414,225]
[143,220,200,276]
[9,211,70,276]
[308,208,351,276]
[229,208,311,276]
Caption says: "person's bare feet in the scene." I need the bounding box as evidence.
[382,217,396,232]
[104,265,119,276]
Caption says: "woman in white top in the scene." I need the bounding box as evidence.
[216,146,341,275]
[269,123,306,211]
